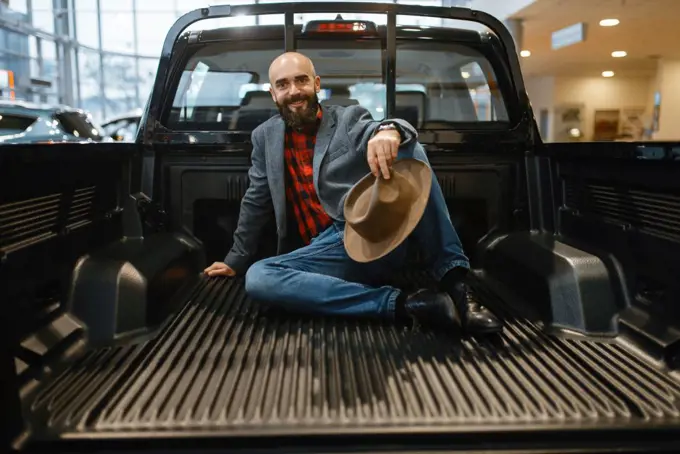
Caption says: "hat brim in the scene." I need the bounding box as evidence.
[343,158,432,263]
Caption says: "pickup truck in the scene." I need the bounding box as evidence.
[3,2,680,453]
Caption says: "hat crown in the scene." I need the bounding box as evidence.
[346,170,416,242]
[343,157,433,263]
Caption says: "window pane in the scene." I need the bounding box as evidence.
[31,0,54,33]
[166,40,281,130]
[28,35,38,58]
[136,12,178,56]
[101,11,135,53]
[100,0,132,11]
[165,35,385,130]
[0,114,37,134]
[134,0,174,12]
[40,39,57,81]
[75,0,99,48]
[137,57,158,106]
[78,49,104,122]
[0,29,30,100]
[103,55,140,118]
[8,0,28,14]
[395,40,507,125]
[298,37,384,120]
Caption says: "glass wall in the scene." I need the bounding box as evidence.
[1,0,455,123]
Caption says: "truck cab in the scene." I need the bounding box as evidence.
[2,3,680,453]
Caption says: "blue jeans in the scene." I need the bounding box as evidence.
[245,142,469,320]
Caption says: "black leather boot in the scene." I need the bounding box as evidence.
[449,281,503,335]
[401,289,458,330]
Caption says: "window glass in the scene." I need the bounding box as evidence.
[167,36,385,131]
[103,118,138,141]
[0,114,36,134]
[394,40,508,126]
[137,57,158,106]
[7,0,29,14]
[103,55,140,118]
[136,12,177,57]
[101,0,135,53]
[164,14,508,132]
[40,39,58,83]
[74,0,99,48]
[77,49,104,121]
[31,0,54,33]
[298,37,384,119]
[56,111,105,141]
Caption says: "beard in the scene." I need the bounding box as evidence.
[276,92,320,130]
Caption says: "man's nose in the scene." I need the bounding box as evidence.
[288,84,301,96]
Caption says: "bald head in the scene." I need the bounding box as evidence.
[268,52,316,84]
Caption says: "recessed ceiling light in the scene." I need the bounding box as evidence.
[611,50,627,58]
[461,71,470,79]
[520,50,531,57]
[599,18,620,26]
[602,70,615,77]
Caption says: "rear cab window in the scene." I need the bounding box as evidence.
[163,11,510,142]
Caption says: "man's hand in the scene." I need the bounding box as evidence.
[204,262,236,277]
[367,128,401,179]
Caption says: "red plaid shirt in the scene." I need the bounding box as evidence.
[284,108,333,245]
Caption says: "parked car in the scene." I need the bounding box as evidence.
[0,100,110,144]
[101,108,142,142]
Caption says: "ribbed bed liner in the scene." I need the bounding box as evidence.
[26,276,680,444]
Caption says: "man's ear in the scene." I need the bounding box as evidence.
[314,75,321,92]
[269,87,276,103]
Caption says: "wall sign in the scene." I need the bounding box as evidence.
[551,22,587,50]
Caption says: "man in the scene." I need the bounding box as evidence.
[204,52,502,335]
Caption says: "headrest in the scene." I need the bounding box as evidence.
[241,91,273,108]
[321,97,360,107]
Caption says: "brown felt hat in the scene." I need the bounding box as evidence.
[343,158,432,263]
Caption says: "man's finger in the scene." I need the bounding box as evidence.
[383,146,394,167]
[368,148,379,176]
[389,139,399,160]
[377,147,390,179]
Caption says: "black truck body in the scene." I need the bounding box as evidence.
[2,3,680,453]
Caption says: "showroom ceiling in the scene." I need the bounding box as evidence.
[510,0,680,78]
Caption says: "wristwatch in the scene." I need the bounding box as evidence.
[377,122,398,132]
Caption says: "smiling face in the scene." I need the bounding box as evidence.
[268,52,321,129]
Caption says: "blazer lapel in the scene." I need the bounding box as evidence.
[265,117,287,236]
[312,107,337,196]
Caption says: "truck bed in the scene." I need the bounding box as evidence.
[23,275,680,451]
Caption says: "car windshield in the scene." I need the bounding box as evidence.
[166,24,508,135]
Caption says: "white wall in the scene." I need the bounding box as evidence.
[525,76,555,139]
[554,76,654,141]
[525,75,655,141]
[654,59,680,141]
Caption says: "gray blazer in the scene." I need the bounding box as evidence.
[224,104,418,273]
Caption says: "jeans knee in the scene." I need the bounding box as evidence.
[244,260,274,301]
[398,140,428,163]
